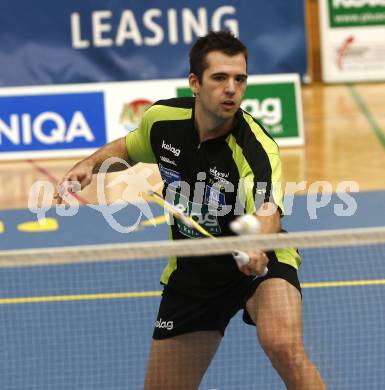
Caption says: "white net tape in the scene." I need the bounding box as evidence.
[1,226,385,267]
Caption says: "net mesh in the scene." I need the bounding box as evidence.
[0,227,385,389]
[1,226,384,267]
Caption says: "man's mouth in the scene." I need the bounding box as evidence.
[221,100,235,108]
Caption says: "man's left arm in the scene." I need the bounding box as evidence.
[255,202,281,234]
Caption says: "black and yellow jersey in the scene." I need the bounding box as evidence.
[126,97,300,297]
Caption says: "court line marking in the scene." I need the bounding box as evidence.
[348,84,385,149]
[301,279,385,288]
[0,291,162,305]
[1,279,384,305]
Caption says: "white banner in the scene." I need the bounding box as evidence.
[319,0,385,82]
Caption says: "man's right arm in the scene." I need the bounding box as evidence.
[89,136,136,174]
[55,103,157,203]
[54,136,136,203]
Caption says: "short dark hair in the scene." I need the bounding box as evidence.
[189,31,248,83]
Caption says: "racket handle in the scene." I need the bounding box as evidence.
[232,250,249,265]
[259,267,268,277]
[232,251,268,277]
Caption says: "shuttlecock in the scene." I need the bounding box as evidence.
[230,214,260,235]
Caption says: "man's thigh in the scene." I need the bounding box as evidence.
[246,278,303,344]
[144,331,222,390]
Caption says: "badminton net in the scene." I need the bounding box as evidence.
[0,226,384,389]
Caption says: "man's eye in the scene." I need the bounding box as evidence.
[213,75,225,81]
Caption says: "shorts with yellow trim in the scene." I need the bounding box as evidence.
[152,254,301,340]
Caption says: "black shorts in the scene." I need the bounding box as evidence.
[153,258,301,340]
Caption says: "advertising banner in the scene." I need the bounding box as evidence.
[0,84,109,159]
[0,93,106,153]
[0,1,307,86]
[0,74,304,160]
[320,0,385,82]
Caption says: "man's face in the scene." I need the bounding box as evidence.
[189,50,247,122]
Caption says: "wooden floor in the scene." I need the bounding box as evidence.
[0,82,384,210]
[292,82,385,191]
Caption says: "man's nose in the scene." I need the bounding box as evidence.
[225,79,236,94]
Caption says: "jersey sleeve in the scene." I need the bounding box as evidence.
[125,106,157,164]
[254,152,284,215]
[238,153,283,216]
[238,113,284,215]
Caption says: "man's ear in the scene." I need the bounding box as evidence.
[188,73,200,95]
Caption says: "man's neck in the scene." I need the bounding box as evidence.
[195,103,234,143]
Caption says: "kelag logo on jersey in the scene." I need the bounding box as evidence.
[166,189,222,238]
[0,92,106,151]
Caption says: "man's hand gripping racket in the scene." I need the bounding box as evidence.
[229,215,268,277]
[148,191,268,278]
